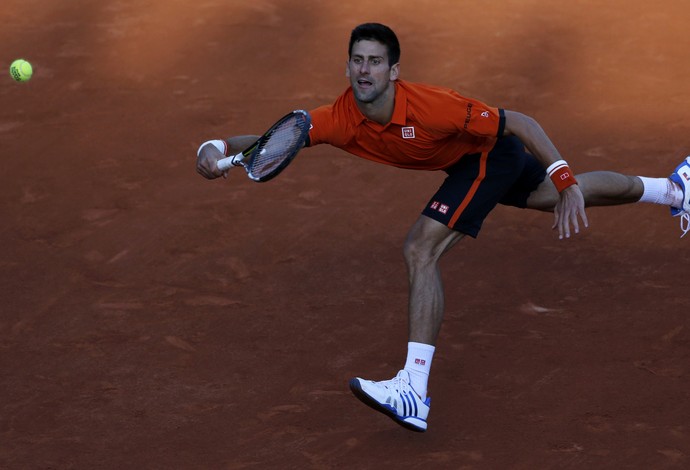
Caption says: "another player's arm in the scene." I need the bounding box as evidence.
[196,135,260,180]
[502,110,588,239]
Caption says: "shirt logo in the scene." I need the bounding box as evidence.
[481,111,490,118]
[464,103,473,129]
[683,171,690,182]
[402,126,416,139]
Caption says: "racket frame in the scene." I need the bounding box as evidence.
[216,110,311,182]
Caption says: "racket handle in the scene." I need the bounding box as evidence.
[216,152,244,172]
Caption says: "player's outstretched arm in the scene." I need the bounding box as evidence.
[196,135,260,180]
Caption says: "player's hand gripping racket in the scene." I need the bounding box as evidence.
[216,110,311,182]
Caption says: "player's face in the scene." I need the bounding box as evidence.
[347,40,399,104]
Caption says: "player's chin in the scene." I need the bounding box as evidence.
[352,89,377,104]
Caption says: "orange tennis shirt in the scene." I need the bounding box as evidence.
[307,79,505,171]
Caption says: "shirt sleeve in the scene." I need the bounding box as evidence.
[451,92,503,138]
[306,104,335,147]
[407,84,503,141]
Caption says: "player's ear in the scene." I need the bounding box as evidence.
[390,63,400,81]
[345,60,351,78]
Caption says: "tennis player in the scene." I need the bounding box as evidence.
[197,23,690,432]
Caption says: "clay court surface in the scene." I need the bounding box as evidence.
[2,0,690,468]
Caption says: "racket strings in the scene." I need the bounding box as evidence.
[250,116,308,177]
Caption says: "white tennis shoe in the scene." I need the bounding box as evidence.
[670,156,690,238]
[349,369,430,432]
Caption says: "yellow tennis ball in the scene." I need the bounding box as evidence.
[9,59,33,82]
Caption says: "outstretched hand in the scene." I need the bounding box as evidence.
[196,144,228,180]
[552,185,588,239]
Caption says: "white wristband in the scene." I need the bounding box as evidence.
[197,139,228,158]
[546,159,568,176]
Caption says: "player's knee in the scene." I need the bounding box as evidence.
[404,217,464,268]
[403,233,427,266]
[403,232,441,269]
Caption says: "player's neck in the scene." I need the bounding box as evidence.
[356,83,396,125]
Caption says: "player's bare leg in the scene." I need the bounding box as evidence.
[526,171,644,210]
[403,215,464,345]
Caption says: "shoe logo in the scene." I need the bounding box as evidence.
[414,358,426,366]
[402,126,415,139]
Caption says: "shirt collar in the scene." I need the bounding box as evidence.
[390,81,407,126]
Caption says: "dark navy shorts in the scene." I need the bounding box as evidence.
[421,136,546,238]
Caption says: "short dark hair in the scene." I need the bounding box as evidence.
[348,23,400,66]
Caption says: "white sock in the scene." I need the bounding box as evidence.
[403,342,435,399]
[638,177,683,208]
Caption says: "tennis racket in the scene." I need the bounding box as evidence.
[216,110,311,182]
